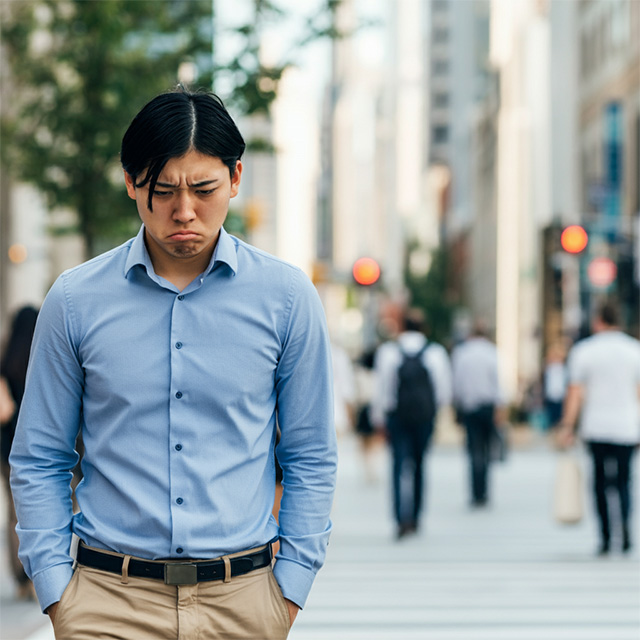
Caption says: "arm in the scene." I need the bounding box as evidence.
[370,343,395,431]
[0,376,15,423]
[9,276,83,614]
[557,383,583,447]
[429,344,453,409]
[272,270,337,613]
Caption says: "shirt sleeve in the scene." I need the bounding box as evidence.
[427,344,453,408]
[9,275,82,612]
[566,344,584,385]
[450,347,462,408]
[370,342,396,426]
[272,269,338,609]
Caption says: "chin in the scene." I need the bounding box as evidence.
[173,249,198,258]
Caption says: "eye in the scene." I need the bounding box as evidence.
[196,188,216,196]
[153,190,172,197]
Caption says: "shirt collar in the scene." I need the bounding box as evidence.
[124,225,238,279]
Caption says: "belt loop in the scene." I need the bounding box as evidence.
[121,555,131,584]
[222,556,231,583]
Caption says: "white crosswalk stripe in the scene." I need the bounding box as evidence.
[289,434,640,640]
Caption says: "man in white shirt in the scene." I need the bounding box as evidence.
[559,303,640,554]
[371,309,452,538]
[451,322,506,507]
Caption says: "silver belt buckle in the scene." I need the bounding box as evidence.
[164,563,198,585]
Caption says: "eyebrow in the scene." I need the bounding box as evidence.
[155,179,219,188]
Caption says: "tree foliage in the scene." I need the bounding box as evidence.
[1,0,215,256]
[404,245,457,347]
[1,0,344,257]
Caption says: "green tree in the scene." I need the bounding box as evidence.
[1,0,215,256]
[1,0,346,257]
[405,245,457,347]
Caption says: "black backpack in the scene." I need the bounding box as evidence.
[395,344,436,427]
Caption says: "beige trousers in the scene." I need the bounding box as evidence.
[53,549,291,640]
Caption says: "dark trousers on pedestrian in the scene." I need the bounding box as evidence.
[387,414,433,529]
[587,441,635,551]
[462,404,495,505]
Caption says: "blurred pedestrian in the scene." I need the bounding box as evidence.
[543,342,567,429]
[1,305,38,600]
[353,348,383,484]
[558,302,640,555]
[10,88,337,639]
[372,308,452,539]
[451,321,506,508]
[331,341,357,438]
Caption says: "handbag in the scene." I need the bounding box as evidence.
[553,452,583,524]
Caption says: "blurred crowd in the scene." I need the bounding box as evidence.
[330,301,640,554]
[2,298,639,601]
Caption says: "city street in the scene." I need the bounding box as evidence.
[2,427,639,640]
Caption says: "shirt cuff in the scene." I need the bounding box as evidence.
[33,562,74,614]
[272,557,316,610]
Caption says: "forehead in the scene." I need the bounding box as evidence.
[159,151,228,180]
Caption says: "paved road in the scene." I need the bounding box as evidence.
[2,428,639,640]
[289,433,640,640]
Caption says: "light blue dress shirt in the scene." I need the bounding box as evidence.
[10,226,337,613]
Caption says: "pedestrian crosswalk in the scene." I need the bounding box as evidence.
[289,434,640,640]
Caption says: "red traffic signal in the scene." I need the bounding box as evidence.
[560,225,588,254]
[352,257,381,286]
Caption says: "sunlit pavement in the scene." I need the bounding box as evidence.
[290,428,640,640]
[2,424,639,640]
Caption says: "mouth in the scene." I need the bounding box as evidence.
[169,231,199,241]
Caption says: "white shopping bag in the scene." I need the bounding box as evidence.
[553,453,583,524]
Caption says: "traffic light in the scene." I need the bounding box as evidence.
[352,257,381,286]
[560,225,588,254]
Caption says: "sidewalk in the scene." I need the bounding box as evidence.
[2,423,638,639]
[289,430,640,639]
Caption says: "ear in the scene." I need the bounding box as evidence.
[229,161,243,198]
[124,171,137,200]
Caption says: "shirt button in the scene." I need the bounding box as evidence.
[175,391,183,399]
[176,497,184,505]
[175,341,183,349]
[177,295,185,301]
[175,444,183,451]
[176,547,184,554]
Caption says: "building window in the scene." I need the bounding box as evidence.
[433,60,449,75]
[432,125,449,144]
[580,32,589,79]
[433,93,449,108]
[433,28,449,44]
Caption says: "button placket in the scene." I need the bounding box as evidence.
[169,294,190,556]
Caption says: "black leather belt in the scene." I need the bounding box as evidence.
[76,544,273,586]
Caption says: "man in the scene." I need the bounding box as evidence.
[10,88,337,640]
[558,302,640,555]
[451,321,506,507]
[372,309,451,539]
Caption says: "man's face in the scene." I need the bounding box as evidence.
[125,150,242,265]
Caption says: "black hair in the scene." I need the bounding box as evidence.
[1,305,39,410]
[597,302,619,327]
[120,87,246,212]
[403,308,426,334]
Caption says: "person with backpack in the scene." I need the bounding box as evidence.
[372,309,452,539]
[451,320,506,508]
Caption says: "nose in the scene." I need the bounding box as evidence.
[172,190,196,223]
